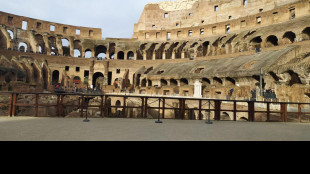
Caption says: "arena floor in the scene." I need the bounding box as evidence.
[0,117,309,141]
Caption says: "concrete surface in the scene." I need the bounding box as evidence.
[0,117,309,141]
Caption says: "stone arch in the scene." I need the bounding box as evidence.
[84,49,92,58]
[225,77,236,86]
[117,51,125,60]
[35,34,46,54]
[52,70,59,85]
[213,77,223,86]
[202,78,211,86]
[115,100,121,106]
[48,36,58,55]
[180,78,189,86]
[74,49,81,58]
[73,76,81,84]
[282,31,296,44]
[95,45,107,59]
[287,70,302,86]
[93,72,104,87]
[250,36,262,50]
[0,29,8,49]
[148,80,152,87]
[127,51,134,60]
[18,42,28,52]
[161,79,168,86]
[7,29,14,40]
[61,38,70,56]
[301,27,310,41]
[141,78,147,87]
[265,35,279,47]
[170,79,178,86]
[202,41,210,56]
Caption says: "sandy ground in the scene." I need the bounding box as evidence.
[0,116,309,141]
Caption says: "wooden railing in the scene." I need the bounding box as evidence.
[0,92,309,123]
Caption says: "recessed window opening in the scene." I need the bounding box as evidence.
[189,13,193,16]
[259,8,263,12]
[76,67,80,72]
[176,23,179,26]
[65,66,69,71]
[201,20,205,24]
[50,25,55,32]
[89,30,93,37]
[226,25,230,34]
[256,17,262,24]
[116,69,121,74]
[74,49,81,58]
[145,32,149,39]
[152,25,156,28]
[85,49,92,58]
[164,13,169,18]
[63,27,68,33]
[76,29,80,35]
[22,21,28,30]
[214,5,219,12]
[8,16,13,24]
[188,30,193,36]
[228,16,232,20]
[243,0,248,6]
[167,32,171,40]
[200,28,204,35]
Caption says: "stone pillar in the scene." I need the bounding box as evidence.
[152,52,156,60]
[194,80,202,98]
[181,51,185,59]
[143,51,147,60]
[162,51,166,60]
[172,51,176,59]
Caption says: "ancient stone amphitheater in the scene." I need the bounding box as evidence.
[1,0,310,103]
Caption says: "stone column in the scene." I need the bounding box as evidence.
[162,51,166,60]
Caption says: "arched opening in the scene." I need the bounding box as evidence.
[161,79,168,87]
[85,49,92,58]
[202,78,211,86]
[202,41,210,56]
[301,27,310,41]
[213,77,223,86]
[42,65,49,90]
[226,77,236,86]
[74,49,81,58]
[108,43,116,59]
[18,42,28,52]
[148,80,152,87]
[92,72,104,87]
[35,34,45,54]
[170,79,178,86]
[73,76,81,84]
[250,36,262,50]
[265,35,278,47]
[95,45,107,59]
[282,31,296,44]
[127,51,134,60]
[48,36,58,55]
[0,30,7,49]
[7,30,14,39]
[287,70,302,86]
[135,74,141,86]
[61,38,70,56]
[141,78,147,87]
[180,78,189,86]
[117,51,124,60]
[52,70,59,85]
[116,100,121,106]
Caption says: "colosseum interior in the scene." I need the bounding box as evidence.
[1,0,310,106]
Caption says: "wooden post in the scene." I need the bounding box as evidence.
[8,93,13,117]
[233,101,237,121]
[162,98,165,119]
[144,97,148,118]
[141,97,145,118]
[56,95,60,117]
[12,93,18,117]
[298,104,302,123]
[80,95,84,118]
[267,102,270,122]
[199,99,202,120]
[248,101,255,122]
[123,96,127,118]
[281,103,288,122]
[214,100,221,121]
[60,95,64,117]
[34,94,39,117]
[100,95,104,118]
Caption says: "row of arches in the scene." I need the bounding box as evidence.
[2,27,310,60]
